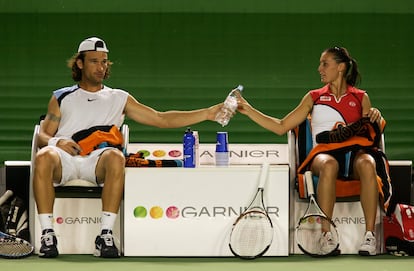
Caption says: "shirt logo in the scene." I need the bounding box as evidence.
[349,101,356,107]
[320,96,331,102]
[87,98,97,102]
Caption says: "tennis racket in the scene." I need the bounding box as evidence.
[0,190,13,206]
[0,230,34,259]
[295,171,340,257]
[229,163,274,259]
[0,190,34,259]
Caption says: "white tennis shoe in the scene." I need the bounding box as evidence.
[319,231,338,255]
[359,231,376,256]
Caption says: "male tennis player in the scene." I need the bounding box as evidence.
[34,37,223,258]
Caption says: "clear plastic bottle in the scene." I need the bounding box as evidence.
[183,127,196,168]
[193,130,200,167]
[215,85,244,127]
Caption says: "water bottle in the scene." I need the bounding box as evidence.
[193,130,200,167]
[183,127,195,168]
[215,85,244,127]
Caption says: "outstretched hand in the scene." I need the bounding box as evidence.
[207,102,224,121]
[235,93,251,115]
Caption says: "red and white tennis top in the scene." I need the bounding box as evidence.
[309,84,365,145]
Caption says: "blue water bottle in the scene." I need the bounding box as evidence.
[183,127,196,168]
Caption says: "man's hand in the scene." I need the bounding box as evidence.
[56,139,82,156]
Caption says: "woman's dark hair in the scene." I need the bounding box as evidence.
[324,46,361,86]
[67,52,112,82]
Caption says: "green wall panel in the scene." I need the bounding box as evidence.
[1,4,413,163]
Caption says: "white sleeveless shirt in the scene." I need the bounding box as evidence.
[53,85,129,137]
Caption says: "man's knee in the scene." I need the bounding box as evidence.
[100,149,126,168]
[35,147,60,167]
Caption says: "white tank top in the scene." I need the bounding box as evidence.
[53,85,129,137]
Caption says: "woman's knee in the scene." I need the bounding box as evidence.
[354,154,376,172]
[312,155,339,175]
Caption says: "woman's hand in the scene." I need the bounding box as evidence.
[235,93,252,115]
[367,107,382,123]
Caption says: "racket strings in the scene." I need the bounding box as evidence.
[296,215,339,256]
[230,212,273,257]
[0,236,33,258]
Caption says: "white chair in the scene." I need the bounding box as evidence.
[288,118,387,254]
[29,123,128,254]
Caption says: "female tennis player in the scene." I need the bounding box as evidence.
[236,46,386,256]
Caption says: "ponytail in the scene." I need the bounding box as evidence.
[346,58,360,86]
[325,46,361,86]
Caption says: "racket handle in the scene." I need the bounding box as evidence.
[258,163,270,189]
[0,190,13,206]
[304,171,315,196]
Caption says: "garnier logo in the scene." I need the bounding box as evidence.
[133,205,279,219]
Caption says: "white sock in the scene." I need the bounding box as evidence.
[101,211,117,232]
[38,213,54,231]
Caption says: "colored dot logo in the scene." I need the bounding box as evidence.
[166,206,179,219]
[152,150,166,157]
[168,150,181,158]
[133,206,147,218]
[133,205,180,219]
[150,206,163,219]
[56,217,64,224]
[308,216,316,223]
[137,150,150,158]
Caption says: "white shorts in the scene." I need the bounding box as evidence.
[47,146,116,186]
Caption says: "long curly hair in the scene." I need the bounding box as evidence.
[66,52,113,82]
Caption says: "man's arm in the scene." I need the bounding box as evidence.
[37,96,61,148]
[38,96,81,155]
[123,95,222,128]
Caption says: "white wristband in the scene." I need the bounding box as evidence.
[48,137,63,147]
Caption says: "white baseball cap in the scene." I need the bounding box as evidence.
[77,37,109,53]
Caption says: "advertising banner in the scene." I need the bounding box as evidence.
[124,165,290,256]
[33,199,121,254]
[292,201,382,254]
[127,143,289,165]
